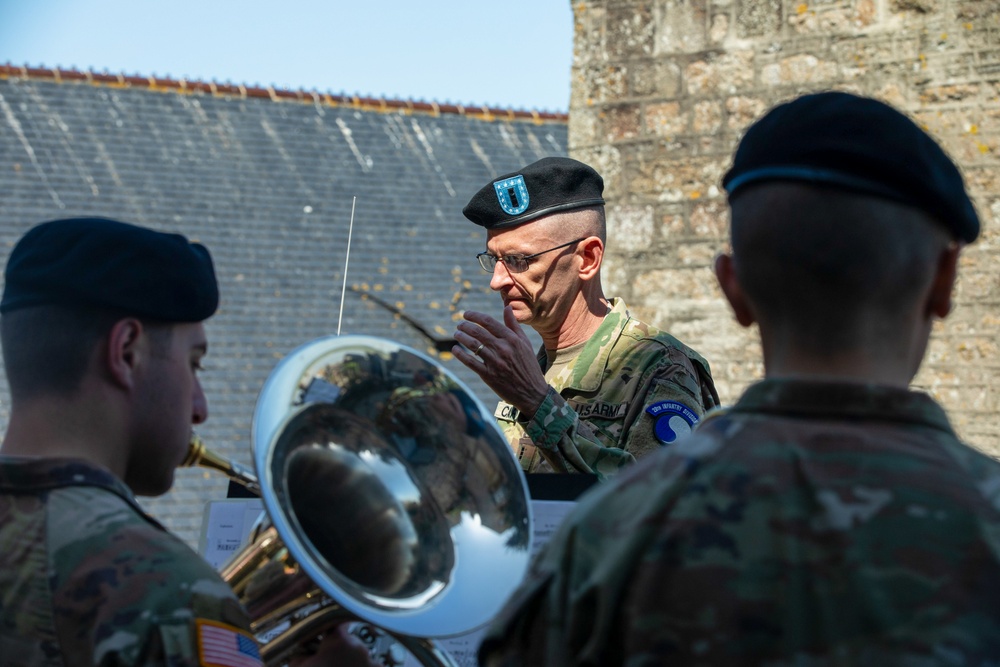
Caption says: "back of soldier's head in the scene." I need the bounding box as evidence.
[722,92,978,352]
[0,217,219,399]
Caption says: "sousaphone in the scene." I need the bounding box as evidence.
[187,335,533,665]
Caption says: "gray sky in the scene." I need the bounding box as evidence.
[0,1,574,112]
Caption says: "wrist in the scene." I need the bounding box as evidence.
[515,385,551,423]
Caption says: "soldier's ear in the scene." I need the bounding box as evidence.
[926,242,960,320]
[714,253,756,327]
[578,236,603,281]
[105,318,144,390]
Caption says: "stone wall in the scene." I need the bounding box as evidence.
[569,0,1000,455]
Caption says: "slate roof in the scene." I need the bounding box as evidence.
[0,66,567,545]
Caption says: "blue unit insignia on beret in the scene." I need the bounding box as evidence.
[494,175,530,216]
[646,401,699,445]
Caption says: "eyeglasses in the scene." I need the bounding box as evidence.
[476,238,586,274]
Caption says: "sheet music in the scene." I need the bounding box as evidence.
[199,498,265,569]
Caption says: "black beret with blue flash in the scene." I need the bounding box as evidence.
[463,157,605,230]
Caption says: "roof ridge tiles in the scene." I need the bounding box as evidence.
[0,62,568,125]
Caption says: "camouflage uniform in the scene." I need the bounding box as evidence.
[480,379,1000,666]
[0,457,259,667]
[494,298,718,479]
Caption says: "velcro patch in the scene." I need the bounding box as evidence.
[569,400,628,420]
[495,402,521,422]
[646,401,699,445]
[196,619,263,667]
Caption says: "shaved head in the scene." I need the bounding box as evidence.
[729,182,952,356]
[533,206,606,245]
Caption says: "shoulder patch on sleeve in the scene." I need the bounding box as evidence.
[196,619,263,667]
[646,400,699,445]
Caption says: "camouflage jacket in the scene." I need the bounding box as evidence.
[0,457,260,667]
[480,379,1000,666]
[494,298,718,479]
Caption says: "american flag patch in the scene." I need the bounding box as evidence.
[196,619,263,667]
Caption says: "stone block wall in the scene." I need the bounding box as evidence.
[569,0,1000,455]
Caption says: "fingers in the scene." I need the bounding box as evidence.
[461,309,513,338]
[453,327,487,358]
[453,314,496,365]
[451,344,491,382]
[451,308,527,381]
[502,305,532,344]
[455,308,523,352]
[451,333,486,365]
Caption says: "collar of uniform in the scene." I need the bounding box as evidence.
[0,456,166,529]
[732,378,956,436]
[540,297,630,393]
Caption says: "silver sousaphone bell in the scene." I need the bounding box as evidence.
[188,335,533,665]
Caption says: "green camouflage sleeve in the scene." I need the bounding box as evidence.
[522,387,635,477]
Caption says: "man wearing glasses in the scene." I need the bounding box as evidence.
[453,157,719,479]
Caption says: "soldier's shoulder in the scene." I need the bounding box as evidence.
[48,483,162,547]
[44,485,248,662]
[0,456,122,490]
[50,485,232,600]
[692,406,733,431]
[618,314,694,352]
[613,317,709,371]
[934,435,1000,512]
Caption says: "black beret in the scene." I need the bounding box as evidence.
[463,157,605,230]
[723,91,979,243]
[1,217,219,321]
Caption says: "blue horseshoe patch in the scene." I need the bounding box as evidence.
[494,175,530,215]
[646,401,699,445]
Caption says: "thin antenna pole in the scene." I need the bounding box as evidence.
[337,196,357,336]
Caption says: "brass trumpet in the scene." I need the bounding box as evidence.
[185,335,533,666]
[182,433,259,496]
